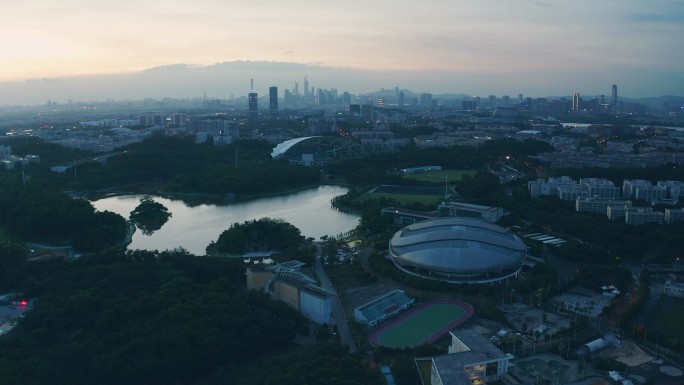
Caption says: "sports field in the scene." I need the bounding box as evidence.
[353,184,445,206]
[368,299,474,348]
[402,169,476,183]
[353,192,443,206]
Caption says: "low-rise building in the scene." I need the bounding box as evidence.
[246,261,335,324]
[663,280,684,298]
[579,178,621,199]
[624,208,664,226]
[438,202,505,223]
[664,208,684,224]
[416,328,514,385]
[576,197,631,214]
[607,204,632,221]
[658,180,684,199]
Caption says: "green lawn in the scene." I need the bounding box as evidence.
[402,169,476,183]
[379,304,466,348]
[352,192,443,206]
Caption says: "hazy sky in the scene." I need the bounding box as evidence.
[1,0,683,104]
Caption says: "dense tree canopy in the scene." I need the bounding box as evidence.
[0,240,27,291]
[65,135,321,195]
[325,138,553,188]
[0,252,308,385]
[0,183,127,251]
[129,196,171,235]
[211,218,304,256]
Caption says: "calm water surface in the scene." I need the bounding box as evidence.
[91,185,359,255]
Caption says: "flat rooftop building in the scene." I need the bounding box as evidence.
[416,328,514,385]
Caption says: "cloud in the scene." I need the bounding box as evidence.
[25,78,61,83]
[628,11,684,23]
[141,64,195,72]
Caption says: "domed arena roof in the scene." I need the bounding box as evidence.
[389,217,527,283]
[270,136,321,159]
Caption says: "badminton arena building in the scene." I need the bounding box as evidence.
[388,217,527,284]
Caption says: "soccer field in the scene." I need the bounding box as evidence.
[369,300,474,348]
[402,169,476,183]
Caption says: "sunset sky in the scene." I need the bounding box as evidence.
[1,0,683,103]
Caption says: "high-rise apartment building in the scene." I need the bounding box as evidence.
[611,84,618,113]
[248,79,258,121]
[303,76,309,104]
[420,93,433,109]
[269,86,278,118]
[572,92,580,111]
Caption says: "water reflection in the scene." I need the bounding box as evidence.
[91,185,359,255]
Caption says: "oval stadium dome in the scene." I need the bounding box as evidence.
[389,217,527,284]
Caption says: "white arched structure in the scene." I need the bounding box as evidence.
[270,136,321,159]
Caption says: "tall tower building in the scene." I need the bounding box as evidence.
[269,86,278,118]
[572,92,580,111]
[303,76,309,104]
[611,84,618,113]
[248,78,258,121]
[488,95,496,108]
[420,93,432,109]
[473,96,481,108]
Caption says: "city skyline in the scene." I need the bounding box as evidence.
[1,1,683,105]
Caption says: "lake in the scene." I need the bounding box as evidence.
[91,185,360,255]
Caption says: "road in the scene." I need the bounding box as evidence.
[313,245,358,353]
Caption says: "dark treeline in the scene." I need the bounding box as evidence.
[4,135,320,196]
[0,183,127,251]
[74,135,321,195]
[502,188,684,263]
[326,138,554,187]
[0,240,27,291]
[0,251,381,385]
[548,165,684,186]
[208,218,306,257]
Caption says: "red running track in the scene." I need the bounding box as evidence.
[367,298,475,348]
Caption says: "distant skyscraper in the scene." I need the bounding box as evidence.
[518,94,523,104]
[248,78,258,121]
[502,95,510,106]
[269,86,278,118]
[488,95,496,108]
[303,76,309,103]
[572,92,580,111]
[611,84,618,112]
[420,93,433,110]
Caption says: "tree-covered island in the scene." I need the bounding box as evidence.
[129,196,172,235]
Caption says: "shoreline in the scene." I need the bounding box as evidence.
[89,181,353,206]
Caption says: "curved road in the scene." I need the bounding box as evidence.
[313,247,358,353]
